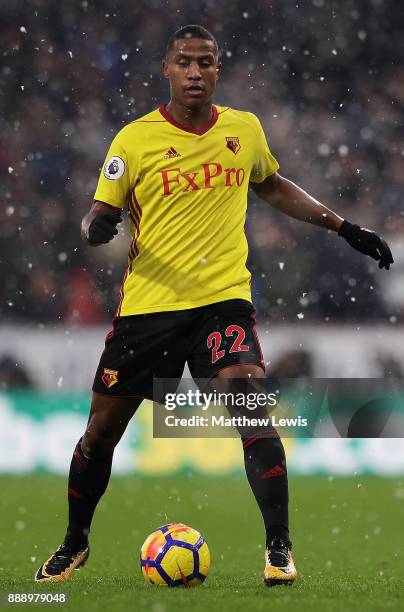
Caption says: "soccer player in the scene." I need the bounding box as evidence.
[35,25,393,586]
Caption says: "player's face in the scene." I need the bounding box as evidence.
[163,38,220,109]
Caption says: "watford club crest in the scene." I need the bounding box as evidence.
[225,136,241,155]
[102,368,119,388]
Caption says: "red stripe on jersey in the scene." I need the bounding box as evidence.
[117,186,143,316]
[129,239,138,261]
[131,189,142,220]
[128,188,142,263]
[128,208,139,230]
[128,206,138,226]
[116,267,130,317]
[129,195,141,225]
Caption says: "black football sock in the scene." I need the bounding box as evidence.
[242,435,291,548]
[64,438,113,550]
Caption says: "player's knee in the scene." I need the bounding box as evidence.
[81,429,117,459]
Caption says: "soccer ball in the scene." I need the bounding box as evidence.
[140,523,211,587]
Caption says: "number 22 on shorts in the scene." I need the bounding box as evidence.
[207,325,249,364]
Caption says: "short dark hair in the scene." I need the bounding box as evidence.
[166,25,219,58]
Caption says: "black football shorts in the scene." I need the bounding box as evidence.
[92,299,264,400]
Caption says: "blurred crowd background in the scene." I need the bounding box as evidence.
[1,0,403,327]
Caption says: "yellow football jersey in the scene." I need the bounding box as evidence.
[93,104,279,315]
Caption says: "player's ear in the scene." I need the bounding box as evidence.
[215,62,222,80]
[162,59,170,80]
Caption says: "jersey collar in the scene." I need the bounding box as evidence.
[159,104,218,136]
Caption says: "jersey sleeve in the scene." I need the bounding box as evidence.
[93,129,133,208]
[249,114,280,183]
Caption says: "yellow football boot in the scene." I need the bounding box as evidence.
[35,544,89,583]
[264,537,297,586]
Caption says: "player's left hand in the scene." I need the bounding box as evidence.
[338,220,394,270]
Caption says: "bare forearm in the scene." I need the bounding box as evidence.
[251,172,393,269]
[81,212,97,245]
[256,174,344,232]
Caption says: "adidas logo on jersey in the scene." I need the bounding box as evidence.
[164,147,181,159]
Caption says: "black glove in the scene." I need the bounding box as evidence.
[338,220,394,270]
[86,212,122,244]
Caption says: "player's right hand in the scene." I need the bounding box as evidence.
[86,212,122,244]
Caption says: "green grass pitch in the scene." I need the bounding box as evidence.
[1,475,404,611]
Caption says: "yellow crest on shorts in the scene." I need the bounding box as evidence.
[102,368,119,388]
